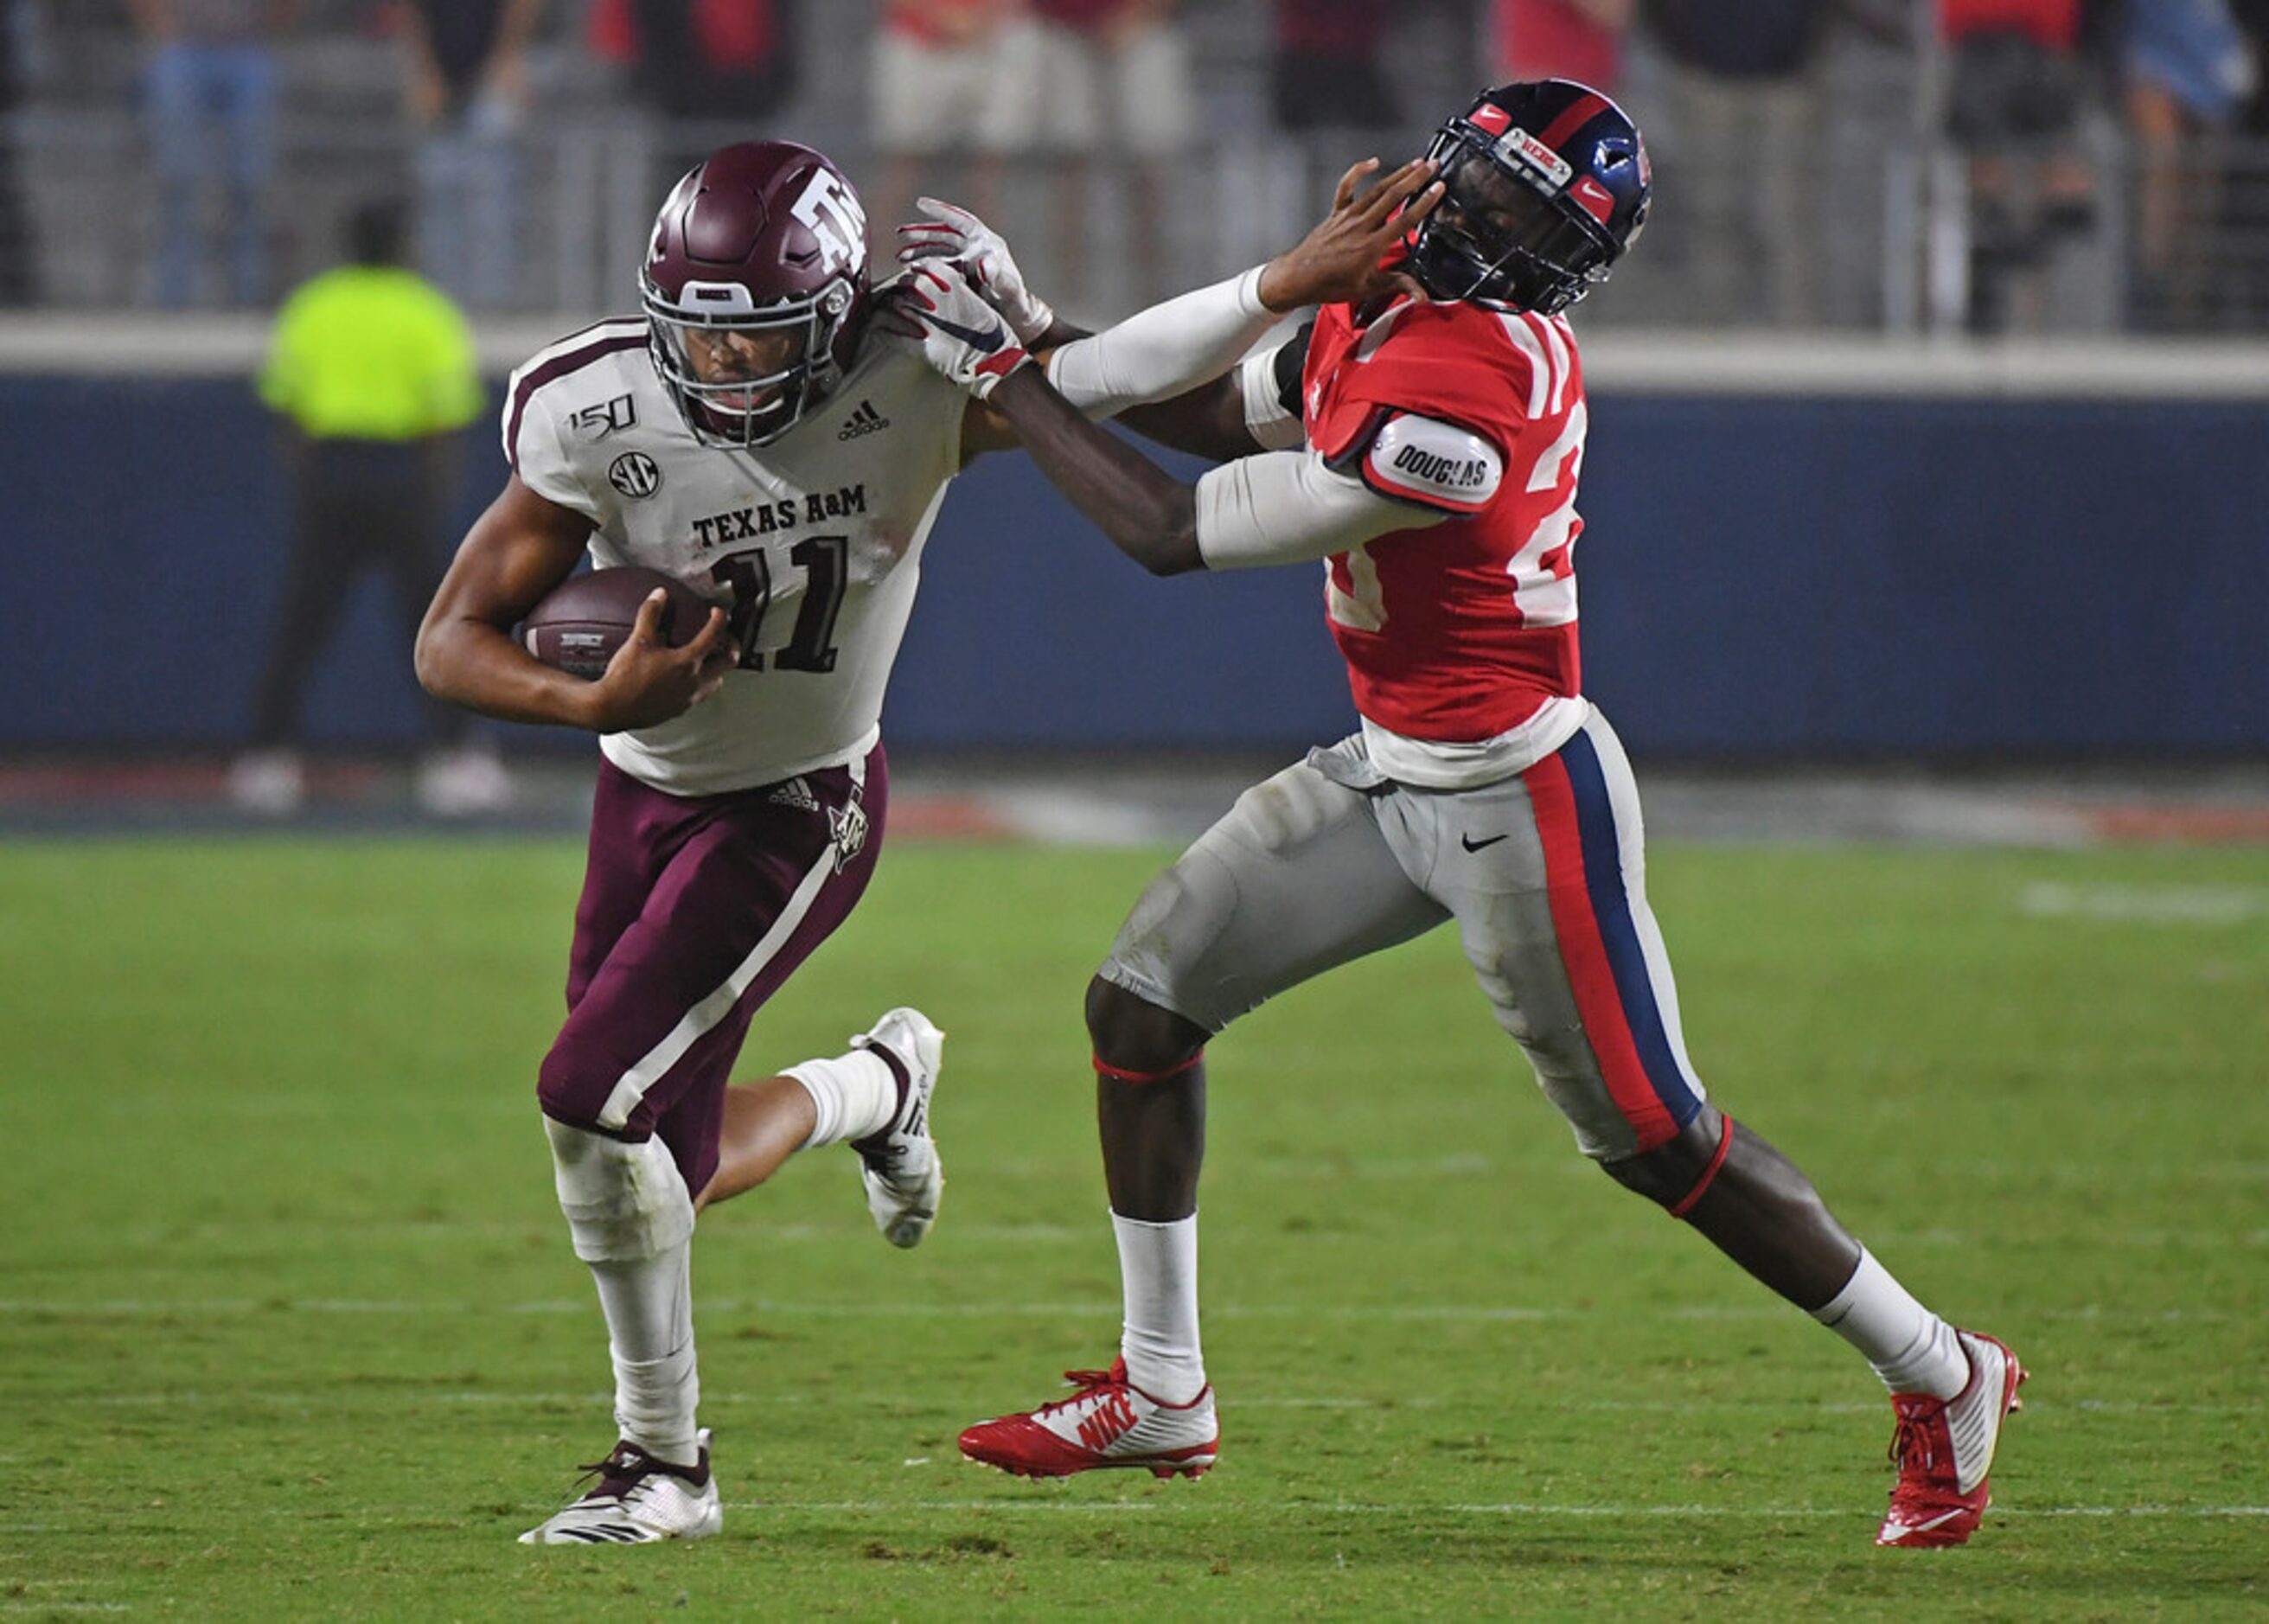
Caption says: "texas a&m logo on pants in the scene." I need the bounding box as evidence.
[828,789,869,873]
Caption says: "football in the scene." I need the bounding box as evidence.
[520,566,721,681]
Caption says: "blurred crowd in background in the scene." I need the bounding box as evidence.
[2,0,2266,335]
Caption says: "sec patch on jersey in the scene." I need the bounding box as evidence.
[521,566,719,680]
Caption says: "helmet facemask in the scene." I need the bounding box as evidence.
[1404,83,1649,315]
[1414,133,1607,310]
[643,274,859,451]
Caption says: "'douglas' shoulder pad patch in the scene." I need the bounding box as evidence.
[1359,412,1505,514]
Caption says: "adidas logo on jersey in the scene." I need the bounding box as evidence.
[769,777,819,812]
[837,399,891,441]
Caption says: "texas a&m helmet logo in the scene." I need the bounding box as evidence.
[792,170,866,278]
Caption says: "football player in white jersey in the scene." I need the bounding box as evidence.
[898,81,2025,1550]
[412,137,1438,1544]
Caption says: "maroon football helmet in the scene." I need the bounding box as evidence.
[641,141,872,449]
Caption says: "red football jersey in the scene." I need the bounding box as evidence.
[1303,294,1590,742]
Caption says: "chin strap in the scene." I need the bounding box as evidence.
[1094,1050,1205,1085]
[1666,1112,1735,1219]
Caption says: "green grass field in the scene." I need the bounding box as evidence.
[2,833,2265,1620]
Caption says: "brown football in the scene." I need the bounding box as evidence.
[520,566,720,681]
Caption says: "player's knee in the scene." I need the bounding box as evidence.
[1085,975,1206,1079]
[1600,1103,1725,1210]
[543,1116,694,1263]
[534,1034,615,1131]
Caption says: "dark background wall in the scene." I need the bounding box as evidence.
[4,378,2262,758]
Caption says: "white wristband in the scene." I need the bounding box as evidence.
[1231,264,1269,317]
[1009,291,1056,345]
[1045,265,1279,420]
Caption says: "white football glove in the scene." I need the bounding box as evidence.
[882,261,1033,400]
[896,197,1057,344]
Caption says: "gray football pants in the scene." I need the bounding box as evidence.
[1097,705,1708,1160]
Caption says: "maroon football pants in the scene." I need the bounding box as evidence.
[536,743,887,1195]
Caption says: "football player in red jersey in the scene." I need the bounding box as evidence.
[901,80,2026,1548]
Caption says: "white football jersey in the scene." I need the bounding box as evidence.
[505,320,968,795]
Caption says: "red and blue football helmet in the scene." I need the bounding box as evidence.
[1407,80,1652,315]
[642,141,872,449]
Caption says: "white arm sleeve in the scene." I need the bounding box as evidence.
[1043,266,1278,419]
[1194,450,1444,572]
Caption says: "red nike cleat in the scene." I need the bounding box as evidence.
[960,1359,1219,1480]
[1876,1329,2028,1548]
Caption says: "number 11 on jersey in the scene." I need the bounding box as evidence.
[709,534,848,672]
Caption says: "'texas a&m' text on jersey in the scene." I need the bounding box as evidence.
[1304,294,1595,788]
[505,321,968,796]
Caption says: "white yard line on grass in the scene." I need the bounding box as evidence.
[2018,881,2268,924]
[733,1499,2266,1520]
[1,1298,2252,1326]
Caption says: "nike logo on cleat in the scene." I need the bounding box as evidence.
[1877,1506,1970,1544]
[1460,833,1510,853]
[1075,1392,1139,1452]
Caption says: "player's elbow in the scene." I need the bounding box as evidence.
[412,638,448,703]
[412,615,466,704]
[1134,528,1202,577]
[1122,493,1205,577]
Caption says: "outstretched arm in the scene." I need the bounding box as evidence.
[984,367,1452,577]
[895,265,1443,578]
[1045,156,1432,412]
[926,158,1438,463]
[982,366,1205,573]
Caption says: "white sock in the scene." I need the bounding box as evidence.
[1113,1210,1206,1405]
[787,1049,899,1148]
[589,1243,701,1466]
[1812,1248,1967,1399]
